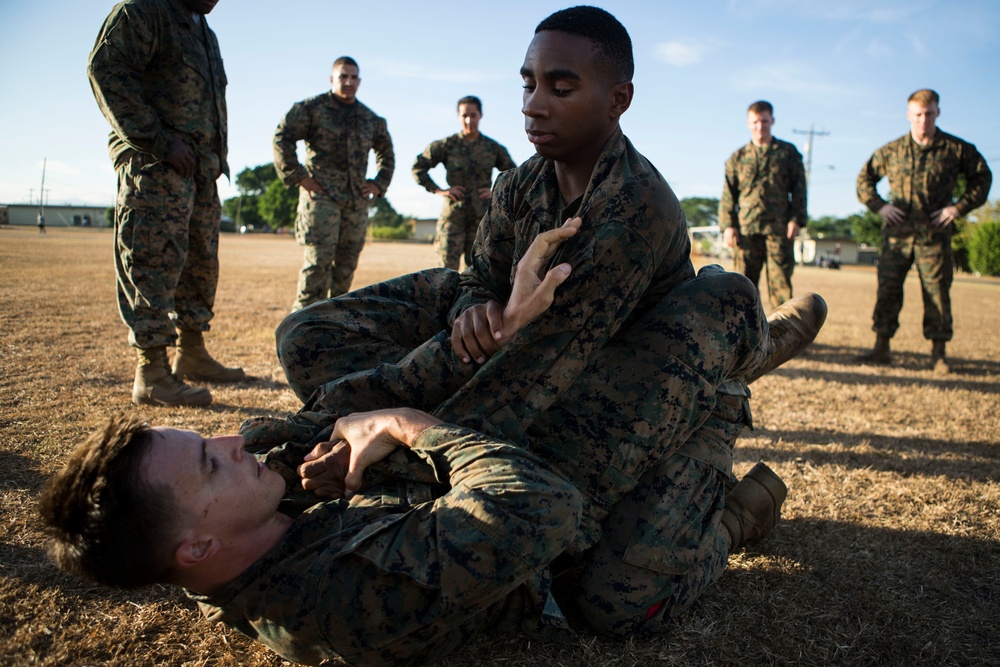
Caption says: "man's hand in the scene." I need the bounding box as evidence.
[787,221,801,240]
[166,135,196,178]
[299,175,322,197]
[361,180,381,199]
[879,203,906,226]
[477,187,492,200]
[298,408,441,498]
[723,226,739,248]
[450,217,579,364]
[437,186,466,201]
[931,205,959,228]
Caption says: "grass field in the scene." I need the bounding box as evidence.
[1,226,998,666]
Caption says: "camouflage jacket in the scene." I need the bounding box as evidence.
[440,128,695,438]
[719,138,807,235]
[87,0,228,175]
[412,133,517,206]
[857,129,992,235]
[191,423,581,667]
[273,92,394,202]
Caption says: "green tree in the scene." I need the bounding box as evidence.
[222,194,264,229]
[258,179,298,229]
[369,198,406,229]
[849,210,883,248]
[235,164,278,196]
[680,197,719,228]
[806,215,853,238]
[969,220,1000,276]
[104,207,115,226]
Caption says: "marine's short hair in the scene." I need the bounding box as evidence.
[457,96,483,114]
[908,89,939,106]
[747,100,774,116]
[535,6,634,83]
[333,56,359,71]
[38,416,180,588]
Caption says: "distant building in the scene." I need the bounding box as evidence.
[407,218,437,243]
[1,203,111,228]
[795,235,859,266]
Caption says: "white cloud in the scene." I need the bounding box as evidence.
[908,33,929,56]
[732,63,861,96]
[368,58,500,83]
[866,39,893,58]
[654,41,705,67]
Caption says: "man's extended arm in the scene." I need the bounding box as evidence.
[788,146,808,233]
[719,154,740,247]
[412,139,447,193]
[954,143,993,216]
[368,117,395,196]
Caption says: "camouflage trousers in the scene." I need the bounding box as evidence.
[733,232,794,309]
[436,198,487,271]
[873,232,953,341]
[293,190,368,311]
[114,152,221,348]
[275,265,770,634]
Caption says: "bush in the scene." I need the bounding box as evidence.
[371,225,411,240]
[951,218,973,273]
[968,220,1000,276]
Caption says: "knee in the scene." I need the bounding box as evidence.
[275,309,312,367]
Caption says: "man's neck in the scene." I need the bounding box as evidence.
[182,512,293,596]
[332,94,357,105]
[911,128,937,146]
[553,125,618,204]
[751,136,772,147]
[461,130,480,142]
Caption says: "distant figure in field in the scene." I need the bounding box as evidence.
[719,100,807,309]
[412,96,517,270]
[37,213,45,235]
[87,0,244,408]
[856,88,992,373]
[273,56,395,312]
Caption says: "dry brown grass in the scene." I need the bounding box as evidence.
[2,226,998,667]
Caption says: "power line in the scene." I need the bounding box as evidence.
[792,126,831,188]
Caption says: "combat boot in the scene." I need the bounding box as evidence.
[721,462,787,551]
[930,340,950,374]
[747,293,828,384]
[133,346,212,407]
[172,329,246,383]
[859,334,892,365]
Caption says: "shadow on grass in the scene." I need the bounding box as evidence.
[797,342,1000,378]
[738,427,998,482]
[0,450,44,492]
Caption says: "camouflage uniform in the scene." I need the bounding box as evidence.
[857,130,992,340]
[720,138,807,309]
[191,265,768,666]
[88,0,228,348]
[273,92,394,309]
[412,133,517,269]
[187,130,775,663]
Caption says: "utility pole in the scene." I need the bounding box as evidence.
[39,157,47,218]
[792,126,830,187]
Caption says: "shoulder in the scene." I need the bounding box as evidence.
[936,129,979,152]
[726,143,751,164]
[772,138,802,157]
[295,92,331,111]
[354,100,387,123]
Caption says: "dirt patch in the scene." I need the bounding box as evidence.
[2,226,997,666]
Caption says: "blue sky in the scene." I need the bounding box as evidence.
[2,0,997,221]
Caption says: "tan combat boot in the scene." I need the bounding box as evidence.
[133,346,212,407]
[859,334,892,365]
[747,294,828,384]
[721,462,788,551]
[930,340,950,374]
[172,329,246,383]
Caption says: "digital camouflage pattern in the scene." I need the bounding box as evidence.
[857,130,992,340]
[720,137,806,309]
[291,195,368,308]
[193,130,775,664]
[88,0,228,348]
[213,266,768,665]
[273,92,395,307]
[412,133,517,269]
[732,233,795,309]
[193,423,584,667]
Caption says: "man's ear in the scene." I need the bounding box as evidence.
[175,535,220,569]
[609,82,634,120]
